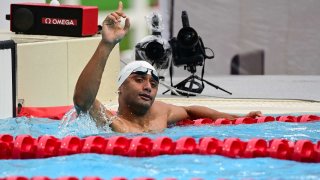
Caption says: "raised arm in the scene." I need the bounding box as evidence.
[73,1,130,113]
[166,102,262,124]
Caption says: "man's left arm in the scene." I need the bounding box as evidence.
[166,103,262,124]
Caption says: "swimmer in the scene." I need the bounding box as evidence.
[73,1,262,133]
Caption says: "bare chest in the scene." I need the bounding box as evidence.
[111,113,168,133]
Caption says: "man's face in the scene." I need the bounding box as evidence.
[120,72,159,111]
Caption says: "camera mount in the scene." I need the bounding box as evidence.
[163,60,232,96]
[163,11,232,96]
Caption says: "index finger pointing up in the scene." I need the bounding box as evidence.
[117,1,123,12]
[116,1,126,18]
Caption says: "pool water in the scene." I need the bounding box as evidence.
[0,112,320,180]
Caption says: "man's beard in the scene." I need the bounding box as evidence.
[127,97,154,116]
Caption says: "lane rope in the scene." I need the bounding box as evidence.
[1,133,319,162]
[0,176,181,180]
[176,114,320,126]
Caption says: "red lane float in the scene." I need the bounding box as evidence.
[316,141,320,162]
[37,135,60,158]
[5,177,29,180]
[221,138,244,158]
[276,115,297,122]
[176,119,194,126]
[174,137,197,154]
[243,138,268,158]
[297,114,320,122]
[59,136,83,156]
[193,118,213,125]
[82,136,107,154]
[31,177,51,180]
[56,177,79,180]
[0,177,167,180]
[176,115,320,126]
[234,117,257,125]
[13,135,37,159]
[268,139,292,160]
[128,136,152,157]
[256,116,275,123]
[105,136,130,156]
[0,134,13,159]
[83,177,103,180]
[198,137,222,155]
[292,140,317,162]
[214,118,233,125]
[151,137,174,156]
[1,134,319,163]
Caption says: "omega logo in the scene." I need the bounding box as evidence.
[41,17,77,26]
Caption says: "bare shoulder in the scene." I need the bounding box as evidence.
[89,99,114,127]
[153,100,175,109]
[153,100,184,109]
[151,100,171,113]
[153,100,169,106]
[152,100,184,115]
[153,100,189,124]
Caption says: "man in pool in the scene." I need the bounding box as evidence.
[73,2,262,133]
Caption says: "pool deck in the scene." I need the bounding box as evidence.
[157,97,320,114]
[155,75,320,114]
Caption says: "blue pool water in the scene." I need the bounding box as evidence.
[0,112,320,180]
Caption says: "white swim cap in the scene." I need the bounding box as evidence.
[117,61,157,88]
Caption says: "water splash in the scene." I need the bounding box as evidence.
[13,116,33,135]
[57,107,112,138]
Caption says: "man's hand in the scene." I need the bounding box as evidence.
[245,111,263,118]
[101,1,130,45]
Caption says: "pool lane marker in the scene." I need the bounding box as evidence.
[176,114,320,126]
[0,134,319,163]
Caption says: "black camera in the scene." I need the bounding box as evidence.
[135,12,172,69]
[170,11,210,68]
[135,11,230,96]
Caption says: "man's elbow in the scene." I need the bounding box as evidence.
[73,95,90,113]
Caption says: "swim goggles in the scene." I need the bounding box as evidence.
[131,66,159,83]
